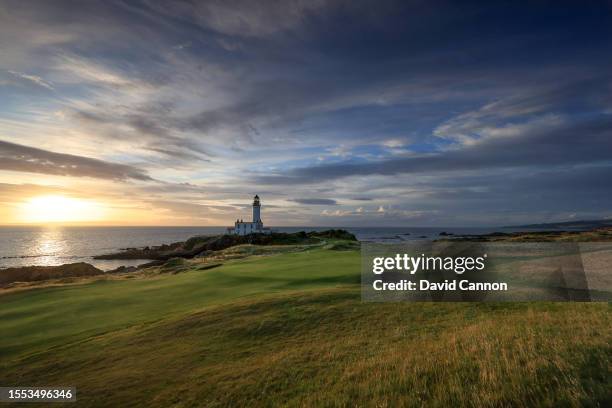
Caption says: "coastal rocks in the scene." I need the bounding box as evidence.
[308,229,357,241]
[0,262,103,286]
[95,229,358,261]
[107,265,139,274]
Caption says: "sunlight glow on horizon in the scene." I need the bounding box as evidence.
[18,195,107,224]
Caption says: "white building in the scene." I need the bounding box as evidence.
[227,195,271,235]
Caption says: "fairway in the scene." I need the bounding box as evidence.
[0,248,359,360]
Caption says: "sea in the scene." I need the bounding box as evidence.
[0,225,527,271]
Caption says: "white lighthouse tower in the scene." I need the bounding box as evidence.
[253,195,261,225]
[227,195,270,235]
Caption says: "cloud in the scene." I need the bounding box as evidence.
[147,0,337,38]
[70,109,214,162]
[53,55,154,89]
[320,205,432,220]
[147,199,234,218]
[382,139,405,148]
[433,77,612,144]
[0,140,153,181]
[8,70,54,90]
[252,115,612,184]
[288,198,338,205]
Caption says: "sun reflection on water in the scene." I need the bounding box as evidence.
[33,227,68,266]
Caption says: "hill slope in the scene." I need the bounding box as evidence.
[0,244,610,407]
[1,288,609,407]
[0,247,358,359]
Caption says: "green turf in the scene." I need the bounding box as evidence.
[0,248,359,360]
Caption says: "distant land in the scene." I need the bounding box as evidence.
[505,219,612,230]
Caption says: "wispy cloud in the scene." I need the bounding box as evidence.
[8,70,54,90]
[146,0,338,38]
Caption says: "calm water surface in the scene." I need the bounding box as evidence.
[0,225,511,270]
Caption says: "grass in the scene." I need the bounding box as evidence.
[1,243,610,407]
[0,247,358,360]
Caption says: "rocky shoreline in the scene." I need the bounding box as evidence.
[94,229,356,261]
[4,227,611,288]
[1,230,356,287]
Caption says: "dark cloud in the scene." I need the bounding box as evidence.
[288,198,338,205]
[71,109,213,162]
[0,140,153,181]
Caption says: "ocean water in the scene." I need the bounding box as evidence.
[0,225,508,271]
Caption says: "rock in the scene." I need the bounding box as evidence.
[0,262,103,286]
[107,265,138,274]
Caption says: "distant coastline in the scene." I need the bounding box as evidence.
[503,219,612,230]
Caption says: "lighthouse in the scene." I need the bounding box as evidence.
[253,194,261,224]
[227,195,270,235]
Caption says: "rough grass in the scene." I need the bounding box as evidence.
[0,245,610,407]
[0,289,609,407]
[445,227,612,242]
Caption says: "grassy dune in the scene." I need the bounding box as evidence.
[1,244,610,407]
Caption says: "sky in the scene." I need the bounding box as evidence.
[1,0,611,227]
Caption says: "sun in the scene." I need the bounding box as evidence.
[18,195,106,224]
